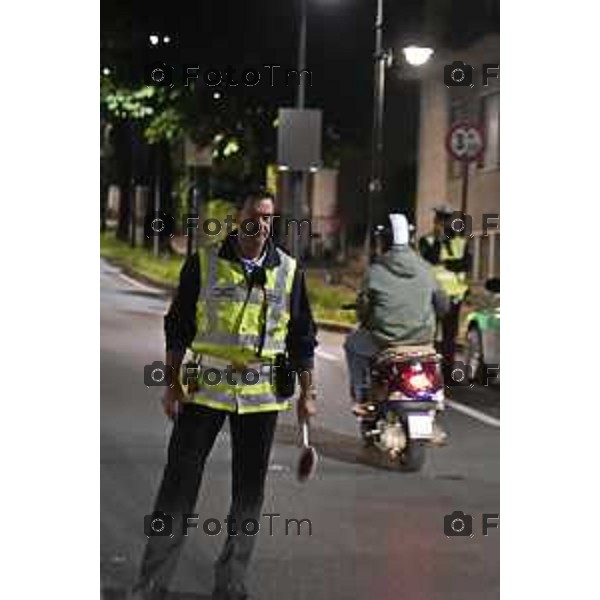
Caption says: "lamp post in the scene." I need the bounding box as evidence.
[290,0,309,259]
[364,0,386,258]
[363,0,433,257]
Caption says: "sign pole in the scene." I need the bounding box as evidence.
[446,121,485,217]
[292,0,308,260]
[187,168,195,258]
[461,160,469,215]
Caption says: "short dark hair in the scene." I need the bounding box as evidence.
[240,189,275,211]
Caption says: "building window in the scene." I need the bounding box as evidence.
[478,92,500,170]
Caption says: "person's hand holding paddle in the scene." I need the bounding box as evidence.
[296,371,318,482]
[296,370,317,423]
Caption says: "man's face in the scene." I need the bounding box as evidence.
[239,198,274,246]
[433,215,445,235]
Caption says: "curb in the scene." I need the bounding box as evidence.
[101,254,357,333]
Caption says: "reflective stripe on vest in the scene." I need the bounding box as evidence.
[190,245,297,411]
[186,364,292,413]
[195,248,294,359]
[433,237,469,300]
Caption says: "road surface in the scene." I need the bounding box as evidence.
[101,259,500,600]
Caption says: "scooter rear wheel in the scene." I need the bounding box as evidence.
[397,440,426,472]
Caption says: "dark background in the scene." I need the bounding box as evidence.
[101,0,499,236]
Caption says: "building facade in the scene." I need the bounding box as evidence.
[415,34,499,281]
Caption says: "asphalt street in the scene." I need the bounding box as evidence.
[101,258,500,600]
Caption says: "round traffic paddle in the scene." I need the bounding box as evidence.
[296,420,318,482]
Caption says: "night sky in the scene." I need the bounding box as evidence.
[101,0,498,216]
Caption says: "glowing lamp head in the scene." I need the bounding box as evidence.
[402,46,434,66]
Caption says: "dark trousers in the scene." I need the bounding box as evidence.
[134,403,278,598]
[439,300,462,378]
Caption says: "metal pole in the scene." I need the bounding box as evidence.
[297,0,307,110]
[460,160,469,215]
[153,163,160,258]
[187,175,196,258]
[364,0,385,258]
[130,180,136,248]
[291,0,308,259]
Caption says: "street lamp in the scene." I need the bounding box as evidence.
[364,0,434,256]
[402,45,434,67]
[288,0,310,258]
[149,34,159,46]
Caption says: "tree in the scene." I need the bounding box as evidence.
[101,79,184,244]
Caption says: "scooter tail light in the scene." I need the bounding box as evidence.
[390,360,443,395]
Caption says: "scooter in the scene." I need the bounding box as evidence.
[343,305,446,472]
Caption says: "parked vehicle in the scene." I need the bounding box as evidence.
[465,278,500,384]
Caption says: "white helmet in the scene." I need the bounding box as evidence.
[389,213,410,246]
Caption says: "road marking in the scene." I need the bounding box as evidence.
[446,399,500,428]
[268,464,290,473]
[316,349,341,362]
[117,272,162,294]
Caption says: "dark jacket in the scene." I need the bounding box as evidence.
[358,245,448,346]
[164,233,318,370]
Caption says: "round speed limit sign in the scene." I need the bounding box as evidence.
[446,121,485,162]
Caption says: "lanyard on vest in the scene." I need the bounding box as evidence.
[232,260,269,358]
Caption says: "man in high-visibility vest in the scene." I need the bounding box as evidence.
[419,205,472,383]
[130,192,318,600]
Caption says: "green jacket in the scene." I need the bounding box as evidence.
[357,245,448,346]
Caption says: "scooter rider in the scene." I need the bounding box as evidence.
[343,213,449,416]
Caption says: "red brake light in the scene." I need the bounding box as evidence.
[393,360,442,394]
[401,366,433,392]
[407,370,433,391]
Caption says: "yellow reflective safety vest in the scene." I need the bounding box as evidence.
[427,235,469,301]
[188,244,297,414]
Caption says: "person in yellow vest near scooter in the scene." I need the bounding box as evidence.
[419,205,472,384]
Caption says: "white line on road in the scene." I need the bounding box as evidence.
[117,272,163,294]
[446,399,500,428]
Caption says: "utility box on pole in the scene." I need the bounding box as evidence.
[276,108,322,171]
[276,108,322,257]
